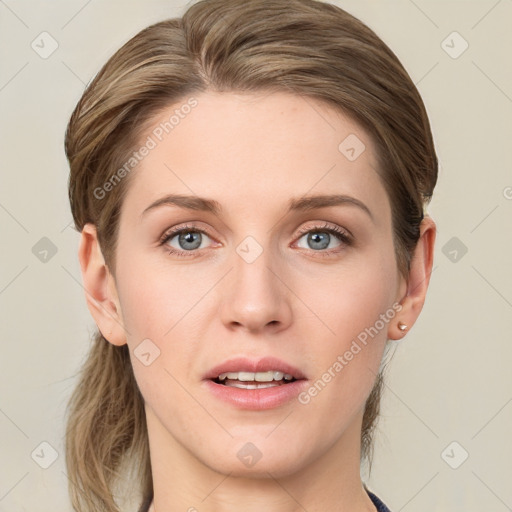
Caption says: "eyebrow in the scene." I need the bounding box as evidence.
[141,193,374,221]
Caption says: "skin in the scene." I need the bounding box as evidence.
[79,91,436,512]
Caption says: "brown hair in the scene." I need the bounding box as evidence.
[64,0,438,510]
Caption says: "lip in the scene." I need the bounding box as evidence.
[203,356,307,381]
[203,379,309,410]
[202,356,308,410]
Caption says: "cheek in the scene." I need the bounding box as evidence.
[116,253,201,339]
[293,249,396,403]
[114,254,213,388]
[296,251,397,348]
[292,293,392,447]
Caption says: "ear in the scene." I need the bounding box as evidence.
[78,223,127,346]
[389,215,436,340]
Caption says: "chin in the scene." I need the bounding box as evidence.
[202,442,311,479]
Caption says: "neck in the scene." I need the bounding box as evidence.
[145,405,376,512]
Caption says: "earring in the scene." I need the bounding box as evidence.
[398,321,408,332]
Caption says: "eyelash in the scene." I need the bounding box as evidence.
[158,222,353,258]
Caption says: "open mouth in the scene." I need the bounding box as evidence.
[212,370,298,389]
[204,363,308,409]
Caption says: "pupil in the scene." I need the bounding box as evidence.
[179,231,201,250]
[309,231,329,250]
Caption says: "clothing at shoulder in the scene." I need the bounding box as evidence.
[366,488,392,512]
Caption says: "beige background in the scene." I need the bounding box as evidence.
[1,0,511,510]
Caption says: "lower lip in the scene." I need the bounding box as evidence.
[203,379,309,410]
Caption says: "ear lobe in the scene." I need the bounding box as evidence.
[78,223,127,346]
[389,215,436,340]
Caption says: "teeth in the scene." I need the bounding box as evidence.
[217,371,295,382]
[225,382,280,389]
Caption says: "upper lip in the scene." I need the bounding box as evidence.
[204,356,307,380]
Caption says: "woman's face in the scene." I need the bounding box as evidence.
[110,91,407,477]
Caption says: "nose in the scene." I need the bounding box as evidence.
[218,243,293,334]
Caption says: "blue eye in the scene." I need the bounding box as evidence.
[159,222,352,258]
[295,223,352,253]
[299,231,336,250]
[160,224,212,256]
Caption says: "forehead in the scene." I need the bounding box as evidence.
[120,91,389,223]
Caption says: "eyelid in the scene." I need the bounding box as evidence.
[159,222,215,244]
[295,221,352,240]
